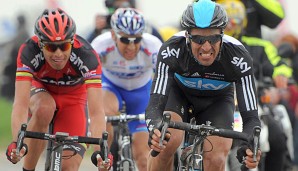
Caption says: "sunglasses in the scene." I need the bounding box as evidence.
[189,34,222,45]
[41,41,72,52]
[116,33,142,44]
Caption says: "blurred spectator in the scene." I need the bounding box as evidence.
[1,14,30,100]
[86,14,109,43]
[214,0,285,38]
[277,33,298,166]
[277,34,298,84]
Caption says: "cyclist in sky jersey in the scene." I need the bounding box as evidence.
[6,8,112,171]
[145,0,261,171]
[91,8,162,171]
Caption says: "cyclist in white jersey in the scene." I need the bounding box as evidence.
[91,8,162,171]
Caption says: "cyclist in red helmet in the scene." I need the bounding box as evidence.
[6,8,112,171]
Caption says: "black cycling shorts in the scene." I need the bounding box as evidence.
[165,83,235,130]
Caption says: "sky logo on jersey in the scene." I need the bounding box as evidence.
[231,57,251,73]
[175,73,231,90]
[161,47,180,59]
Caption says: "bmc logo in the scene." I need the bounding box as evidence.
[161,47,180,59]
[231,57,251,73]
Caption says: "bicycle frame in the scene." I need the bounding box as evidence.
[179,119,206,171]
[106,113,145,171]
[16,124,108,171]
[45,116,55,171]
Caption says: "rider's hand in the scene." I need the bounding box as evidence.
[91,151,113,170]
[148,128,171,153]
[236,144,262,169]
[274,75,288,89]
[6,142,28,164]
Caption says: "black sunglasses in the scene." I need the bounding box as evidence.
[189,34,222,45]
[116,33,142,44]
[41,41,72,52]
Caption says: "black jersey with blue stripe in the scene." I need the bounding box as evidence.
[147,31,258,132]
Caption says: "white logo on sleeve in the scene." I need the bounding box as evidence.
[161,47,180,59]
[231,57,251,73]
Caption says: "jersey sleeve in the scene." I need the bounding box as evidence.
[16,43,35,82]
[148,34,163,72]
[232,45,261,135]
[83,49,102,89]
[145,39,180,122]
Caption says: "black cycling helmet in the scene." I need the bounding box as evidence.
[34,8,76,42]
[181,0,228,31]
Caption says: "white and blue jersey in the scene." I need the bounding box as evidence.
[91,32,162,133]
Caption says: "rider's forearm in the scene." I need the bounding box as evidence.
[89,114,106,151]
[241,111,261,136]
[11,103,29,141]
[11,81,31,141]
[87,87,106,151]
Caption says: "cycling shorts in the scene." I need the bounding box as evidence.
[165,83,235,130]
[102,75,151,134]
[31,81,88,137]
[62,142,86,158]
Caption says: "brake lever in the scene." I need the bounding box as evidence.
[252,126,261,162]
[16,124,27,156]
[159,113,171,147]
[101,131,109,163]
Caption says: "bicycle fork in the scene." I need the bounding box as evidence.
[118,134,135,171]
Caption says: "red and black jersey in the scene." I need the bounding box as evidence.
[16,35,102,94]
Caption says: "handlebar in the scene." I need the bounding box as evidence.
[151,113,261,163]
[105,113,145,123]
[16,123,109,160]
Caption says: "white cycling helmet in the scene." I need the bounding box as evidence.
[110,8,145,35]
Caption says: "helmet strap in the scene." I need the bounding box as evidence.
[38,40,43,49]
[185,31,201,65]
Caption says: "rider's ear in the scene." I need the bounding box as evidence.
[111,30,117,42]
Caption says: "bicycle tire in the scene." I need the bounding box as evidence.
[122,161,130,171]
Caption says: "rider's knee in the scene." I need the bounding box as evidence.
[204,152,226,166]
[135,154,147,170]
[30,103,55,125]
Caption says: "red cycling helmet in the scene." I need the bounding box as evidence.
[34,8,76,42]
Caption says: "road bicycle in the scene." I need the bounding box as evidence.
[16,123,109,171]
[151,113,261,171]
[106,113,145,171]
